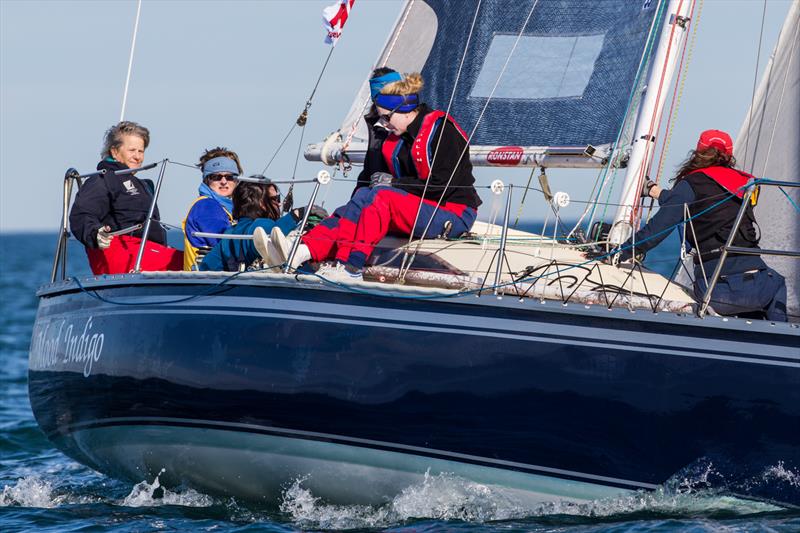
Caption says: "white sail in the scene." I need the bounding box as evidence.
[735,0,800,319]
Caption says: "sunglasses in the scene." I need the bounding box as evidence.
[208,173,238,182]
[269,193,281,203]
[376,105,403,131]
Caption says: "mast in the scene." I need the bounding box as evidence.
[609,0,693,245]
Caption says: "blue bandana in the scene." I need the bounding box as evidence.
[369,71,403,100]
[202,156,239,178]
[374,93,419,113]
[198,182,234,213]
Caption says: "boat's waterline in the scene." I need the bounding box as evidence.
[60,422,634,506]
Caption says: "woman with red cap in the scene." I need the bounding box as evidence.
[618,129,787,321]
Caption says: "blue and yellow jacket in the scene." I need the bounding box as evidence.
[199,214,298,272]
[182,196,233,270]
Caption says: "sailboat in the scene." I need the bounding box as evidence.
[28,0,799,508]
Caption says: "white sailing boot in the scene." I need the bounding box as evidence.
[253,227,272,265]
[315,261,363,282]
[268,227,311,270]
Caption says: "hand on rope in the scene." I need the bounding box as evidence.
[607,245,647,266]
[641,178,660,199]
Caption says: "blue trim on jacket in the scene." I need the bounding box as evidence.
[199,214,297,271]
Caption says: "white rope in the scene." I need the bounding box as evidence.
[119,0,142,123]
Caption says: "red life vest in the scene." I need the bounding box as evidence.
[688,166,754,199]
[381,110,468,180]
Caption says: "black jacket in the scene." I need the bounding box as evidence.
[69,159,167,248]
[358,104,482,209]
[353,107,391,195]
[682,170,759,263]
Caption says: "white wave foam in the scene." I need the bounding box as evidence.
[278,466,786,529]
[0,476,63,508]
[119,469,214,508]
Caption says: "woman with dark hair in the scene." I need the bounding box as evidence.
[69,121,183,274]
[199,178,327,272]
[618,129,787,321]
[182,147,243,270]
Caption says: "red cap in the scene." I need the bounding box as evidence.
[696,129,733,156]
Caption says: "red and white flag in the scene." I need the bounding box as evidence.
[322,0,355,46]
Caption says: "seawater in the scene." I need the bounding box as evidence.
[1,231,798,532]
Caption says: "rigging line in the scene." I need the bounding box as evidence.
[630,0,687,229]
[306,46,336,110]
[758,20,799,179]
[262,46,336,175]
[743,0,768,173]
[653,0,702,189]
[341,9,409,140]
[779,187,800,214]
[119,0,142,122]
[400,0,541,280]
[513,166,537,228]
[342,0,416,152]
[646,0,700,224]
[587,0,668,231]
[261,123,298,175]
[397,0,483,277]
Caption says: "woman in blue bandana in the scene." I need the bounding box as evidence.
[351,67,403,194]
[182,147,243,270]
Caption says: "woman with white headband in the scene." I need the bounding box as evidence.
[182,147,242,270]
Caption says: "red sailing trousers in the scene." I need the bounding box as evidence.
[85,235,183,275]
[302,187,474,269]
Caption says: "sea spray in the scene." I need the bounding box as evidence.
[277,467,787,530]
[0,476,63,508]
[120,469,213,508]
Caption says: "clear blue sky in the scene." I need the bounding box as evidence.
[0,0,792,232]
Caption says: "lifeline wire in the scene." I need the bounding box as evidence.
[69,184,749,306]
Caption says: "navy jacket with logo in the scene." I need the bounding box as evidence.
[69,159,167,248]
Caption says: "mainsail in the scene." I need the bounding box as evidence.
[735,0,800,318]
[307,0,665,168]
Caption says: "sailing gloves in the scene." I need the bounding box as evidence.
[292,205,329,231]
[96,226,114,249]
[641,179,658,199]
[370,172,394,188]
[614,246,647,266]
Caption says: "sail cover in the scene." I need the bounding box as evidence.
[735,1,799,319]
[336,0,664,154]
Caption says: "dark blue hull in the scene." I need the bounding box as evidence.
[28,275,800,506]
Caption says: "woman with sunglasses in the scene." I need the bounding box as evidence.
[199,178,319,272]
[182,147,242,270]
[260,72,482,281]
[350,66,402,194]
